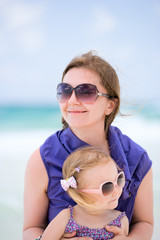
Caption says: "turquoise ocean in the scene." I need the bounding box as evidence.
[0,103,160,239]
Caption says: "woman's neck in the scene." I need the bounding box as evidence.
[71,125,110,154]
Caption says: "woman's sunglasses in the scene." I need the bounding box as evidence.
[78,172,125,198]
[56,83,115,104]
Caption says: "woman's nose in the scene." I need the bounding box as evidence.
[67,90,80,104]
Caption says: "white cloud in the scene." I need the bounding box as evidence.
[89,7,117,35]
[0,1,46,54]
[16,29,45,54]
[1,1,44,30]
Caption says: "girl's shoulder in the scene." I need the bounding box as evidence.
[108,209,122,218]
[108,209,127,223]
[110,210,129,235]
[118,211,129,235]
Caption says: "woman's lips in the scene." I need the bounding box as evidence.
[67,110,87,113]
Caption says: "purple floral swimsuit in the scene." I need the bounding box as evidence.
[65,206,126,239]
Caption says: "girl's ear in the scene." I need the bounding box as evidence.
[105,99,118,116]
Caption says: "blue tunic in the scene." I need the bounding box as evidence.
[40,126,152,224]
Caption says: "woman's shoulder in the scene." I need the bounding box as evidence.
[25,148,48,190]
[27,148,44,171]
[110,125,146,153]
[110,126,152,177]
[39,129,64,162]
[40,129,63,146]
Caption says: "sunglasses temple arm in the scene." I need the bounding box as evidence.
[97,93,114,99]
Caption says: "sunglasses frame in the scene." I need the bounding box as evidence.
[56,83,114,103]
[78,171,125,198]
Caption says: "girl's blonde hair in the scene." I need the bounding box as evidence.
[62,146,118,213]
[61,50,120,133]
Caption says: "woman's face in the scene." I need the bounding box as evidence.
[59,67,115,131]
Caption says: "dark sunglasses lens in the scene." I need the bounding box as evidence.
[57,83,72,102]
[76,84,97,103]
[117,172,125,188]
[102,182,114,197]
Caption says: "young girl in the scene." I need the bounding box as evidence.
[42,147,129,240]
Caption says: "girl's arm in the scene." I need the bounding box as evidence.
[23,149,49,240]
[105,167,154,240]
[42,209,70,240]
[121,215,129,236]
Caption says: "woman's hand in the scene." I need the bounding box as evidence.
[60,231,93,240]
[105,225,127,240]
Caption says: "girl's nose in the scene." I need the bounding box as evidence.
[111,186,120,198]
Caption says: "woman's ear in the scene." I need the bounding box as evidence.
[105,99,118,115]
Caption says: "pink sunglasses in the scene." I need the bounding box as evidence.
[78,172,125,198]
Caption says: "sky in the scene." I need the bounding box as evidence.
[0,0,160,106]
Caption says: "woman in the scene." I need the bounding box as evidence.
[23,51,153,240]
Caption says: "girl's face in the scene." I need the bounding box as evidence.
[59,67,115,131]
[78,160,123,210]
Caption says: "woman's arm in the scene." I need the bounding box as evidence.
[106,167,154,240]
[42,209,70,240]
[23,148,49,240]
[128,167,153,239]
[23,150,92,240]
